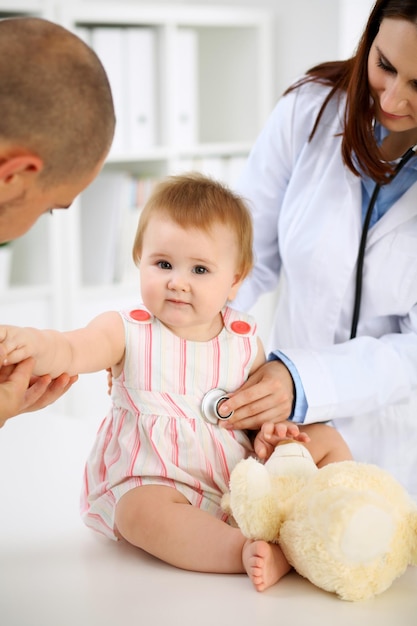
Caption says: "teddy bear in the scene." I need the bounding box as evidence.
[223,441,417,601]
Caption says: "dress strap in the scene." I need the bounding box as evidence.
[222,306,257,337]
[121,306,154,325]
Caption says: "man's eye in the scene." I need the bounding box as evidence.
[157,261,172,270]
[193,266,208,275]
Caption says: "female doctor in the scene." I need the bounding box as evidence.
[219,0,417,499]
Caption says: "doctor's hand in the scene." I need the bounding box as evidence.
[217,359,295,431]
[0,358,78,428]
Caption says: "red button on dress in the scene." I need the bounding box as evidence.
[130,309,152,322]
[230,320,251,335]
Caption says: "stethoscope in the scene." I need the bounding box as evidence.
[350,143,417,339]
[201,388,233,424]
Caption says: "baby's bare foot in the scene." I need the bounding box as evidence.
[242,539,291,592]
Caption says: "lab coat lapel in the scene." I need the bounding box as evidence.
[367,183,417,245]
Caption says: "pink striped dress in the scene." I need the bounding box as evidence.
[81,305,258,539]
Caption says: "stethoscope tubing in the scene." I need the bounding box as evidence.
[350,144,417,339]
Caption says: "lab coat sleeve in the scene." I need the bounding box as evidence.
[270,351,309,422]
[233,87,308,311]
[280,306,417,422]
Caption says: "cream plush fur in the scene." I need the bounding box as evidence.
[223,442,417,601]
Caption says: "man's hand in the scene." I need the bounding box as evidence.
[0,359,78,427]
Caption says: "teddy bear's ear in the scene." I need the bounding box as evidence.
[228,457,284,542]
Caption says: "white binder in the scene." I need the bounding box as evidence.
[173,29,198,146]
[125,27,157,152]
[90,27,128,157]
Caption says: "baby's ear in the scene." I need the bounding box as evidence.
[228,274,243,301]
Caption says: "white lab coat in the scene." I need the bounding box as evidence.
[234,80,417,499]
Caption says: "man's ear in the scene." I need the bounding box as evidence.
[0,155,43,201]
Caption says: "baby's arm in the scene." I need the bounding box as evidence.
[249,337,266,374]
[0,311,126,378]
[0,325,69,376]
[254,421,310,461]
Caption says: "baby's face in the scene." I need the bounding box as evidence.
[139,215,242,341]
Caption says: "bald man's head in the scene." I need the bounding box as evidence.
[0,17,115,184]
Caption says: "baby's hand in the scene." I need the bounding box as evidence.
[0,326,36,366]
[254,421,310,461]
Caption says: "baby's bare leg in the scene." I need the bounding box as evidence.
[115,485,247,573]
[300,423,353,467]
[115,484,290,590]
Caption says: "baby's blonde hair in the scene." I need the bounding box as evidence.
[133,173,254,280]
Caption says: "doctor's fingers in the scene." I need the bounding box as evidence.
[218,362,294,421]
[220,402,291,431]
[222,401,292,431]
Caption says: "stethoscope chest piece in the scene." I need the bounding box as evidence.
[201,388,233,424]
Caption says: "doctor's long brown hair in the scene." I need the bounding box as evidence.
[286,0,417,185]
